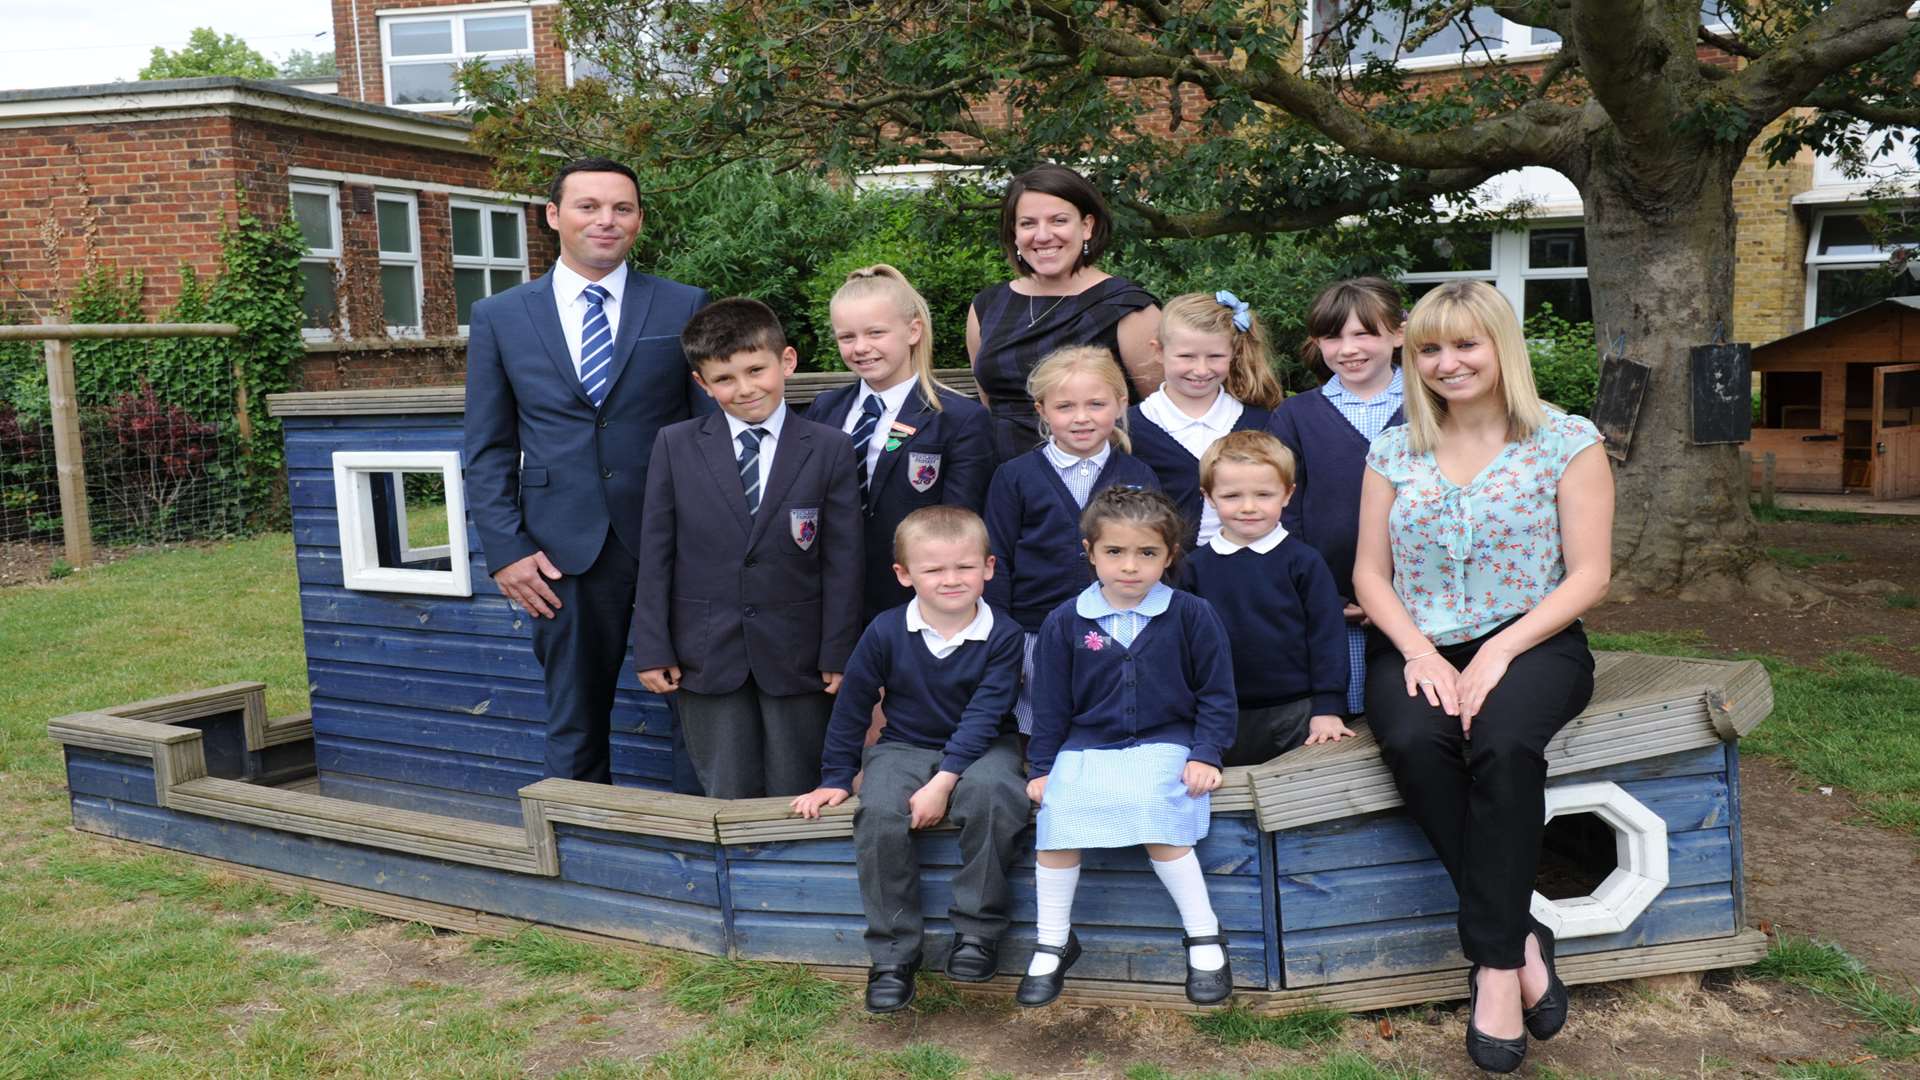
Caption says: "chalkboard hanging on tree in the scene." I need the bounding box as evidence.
[1690,327,1752,445]
[1592,332,1650,463]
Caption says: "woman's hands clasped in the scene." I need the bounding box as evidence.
[1403,644,1513,735]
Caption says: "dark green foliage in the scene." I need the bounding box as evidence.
[138,28,277,81]
[1523,306,1600,417]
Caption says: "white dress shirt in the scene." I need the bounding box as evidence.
[842,376,920,483]
[1140,386,1245,544]
[1207,520,1288,556]
[551,259,626,377]
[725,402,790,504]
[904,596,995,658]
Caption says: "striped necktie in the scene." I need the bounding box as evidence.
[850,394,885,511]
[578,282,613,407]
[738,426,769,514]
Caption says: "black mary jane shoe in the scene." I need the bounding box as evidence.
[865,959,920,1014]
[1181,933,1234,1005]
[1014,932,1082,1008]
[1522,919,1570,1041]
[1465,964,1528,1074]
[944,934,1000,983]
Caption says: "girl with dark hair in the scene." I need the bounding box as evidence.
[967,165,1162,463]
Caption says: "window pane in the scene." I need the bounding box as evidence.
[464,14,530,52]
[300,262,337,329]
[1528,227,1586,269]
[1530,25,1560,45]
[389,19,453,57]
[489,210,522,260]
[292,191,334,250]
[1408,232,1494,273]
[1353,6,1505,62]
[376,199,413,254]
[389,62,458,106]
[455,268,487,326]
[1814,266,1920,323]
[1405,278,1494,305]
[451,207,482,257]
[1817,214,1920,257]
[490,269,524,295]
[1523,278,1593,323]
[381,266,420,327]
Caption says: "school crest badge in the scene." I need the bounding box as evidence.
[789,507,819,551]
[907,452,942,493]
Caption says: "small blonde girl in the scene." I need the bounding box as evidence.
[982,345,1160,732]
[810,264,996,623]
[1129,292,1286,546]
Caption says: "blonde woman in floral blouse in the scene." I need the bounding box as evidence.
[1351,280,1613,1075]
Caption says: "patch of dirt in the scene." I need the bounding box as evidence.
[1591,517,1920,676]
[0,538,185,587]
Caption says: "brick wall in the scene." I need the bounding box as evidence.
[1730,118,1814,344]
[335,0,569,109]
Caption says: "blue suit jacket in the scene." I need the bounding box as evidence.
[464,267,710,576]
[630,409,865,696]
[804,380,994,621]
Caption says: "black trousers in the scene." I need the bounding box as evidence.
[528,532,637,784]
[1365,621,1595,969]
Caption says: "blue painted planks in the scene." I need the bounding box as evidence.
[309,624,688,695]
[283,429,467,471]
[553,825,722,906]
[316,772,525,825]
[309,661,673,736]
[301,584,525,639]
[317,737,544,797]
[65,749,160,807]
[1727,742,1747,928]
[730,814,1261,875]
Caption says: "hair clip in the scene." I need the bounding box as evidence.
[1214,290,1252,333]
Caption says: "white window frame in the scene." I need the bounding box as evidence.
[291,181,345,341]
[332,451,472,597]
[1803,209,1920,328]
[1401,221,1590,322]
[380,7,534,111]
[449,199,530,334]
[374,191,425,337]
[1303,2,1733,72]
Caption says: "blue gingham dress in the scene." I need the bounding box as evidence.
[1325,370,1405,715]
[1035,586,1211,850]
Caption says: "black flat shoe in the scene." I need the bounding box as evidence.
[1015,932,1081,1008]
[1181,933,1234,1005]
[1466,964,1528,1074]
[1523,919,1569,1041]
[865,959,919,1014]
[944,934,1000,983]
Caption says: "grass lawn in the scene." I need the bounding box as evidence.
[2,537,1918,1076]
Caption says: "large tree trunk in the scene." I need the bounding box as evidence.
[1576,145,1813,602]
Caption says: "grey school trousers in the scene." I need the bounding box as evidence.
[854,734,1030,965]
[677,679,832,798]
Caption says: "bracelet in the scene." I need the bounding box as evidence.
[1403,649,1436,663]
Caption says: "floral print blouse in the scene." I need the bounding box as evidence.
[1364,411,1601,645]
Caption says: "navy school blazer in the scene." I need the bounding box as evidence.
[805,380,995,621]
[464,267,710,576]
[631,408,865,697]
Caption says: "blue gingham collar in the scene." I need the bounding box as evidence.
[1075,580,1174,619]
[1324,366,1404,405]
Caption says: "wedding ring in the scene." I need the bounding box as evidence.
[1418,679,1435,686]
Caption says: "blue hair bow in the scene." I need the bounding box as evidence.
[1214,290,1252,332]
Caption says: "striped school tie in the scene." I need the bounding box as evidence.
[849,394,884,512]
[578,283,613,407]
[737,426,769,514]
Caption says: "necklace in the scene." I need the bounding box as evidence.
[1027,291,1068,327]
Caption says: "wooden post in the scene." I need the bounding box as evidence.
[1761,451,1776,509]
[1739,451,1752,505]
[42,317,93,569]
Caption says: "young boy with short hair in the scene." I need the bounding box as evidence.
[633,298,863,799]
[791,505,1028,1014]
[1185,430,1353,765]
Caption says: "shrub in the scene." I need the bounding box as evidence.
[1524,305,1600,417]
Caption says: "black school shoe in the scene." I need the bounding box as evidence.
[944,934,1000,983]
[1182,933,1234,1005]
[1465,965,1528,1074]
[1522,919,1570,1040]
[865,958,920,1014]
[1014,932,1082,1007]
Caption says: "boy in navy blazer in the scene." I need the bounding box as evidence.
[633,299,864,798]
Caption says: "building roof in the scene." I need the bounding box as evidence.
[1754,295,1920,358]
[0,77,473,153]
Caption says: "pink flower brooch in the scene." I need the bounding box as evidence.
[1082,631,1107,651]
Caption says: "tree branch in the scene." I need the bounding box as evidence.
[1697,24,1760,60]
[1566,0,1692,149]
[1114,167,1499,238]
[1490,0,1572,40]
[1803,90,1920,129]
[1730,0,1916,130]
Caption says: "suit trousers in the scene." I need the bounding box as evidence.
[678,678,832,798]
[1365,621,1595,969]
[1221,697,1314,768]
[853,735,1031,964]
[529,532,638,783]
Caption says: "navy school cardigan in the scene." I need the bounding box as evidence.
[1026,588,1238,778]
[1266,390,1405,602]
[982,447,1162,631]
[1124,403,1273,547]
[815,603,1026,790]
[1186,536,1350,716]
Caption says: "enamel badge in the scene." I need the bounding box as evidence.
[907,452,942,493]
[790,507,819,551]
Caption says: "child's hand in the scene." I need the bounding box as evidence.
[821,671,844,694]
[1182,760,1222,797]
[1343,602,1371,627]
[789,787,850,819]
[1025,775,1048,804]
[1304,715,1356,745]
[908,772,959,829]
[637,666,681,693]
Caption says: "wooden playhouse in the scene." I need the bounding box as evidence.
[48,384,1772,1011]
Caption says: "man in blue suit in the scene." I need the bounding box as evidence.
[464,157,708,785]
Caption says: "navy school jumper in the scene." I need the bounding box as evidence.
[815,603,1026,790]
[1124,402,1273,547]
[804,381,995,623]
[982,446,1162,632]
[1266,391,1405,602]
[1185,536,1350,716]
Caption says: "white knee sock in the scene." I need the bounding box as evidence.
[1151,851,1225,971]
[1028,862,1080,977]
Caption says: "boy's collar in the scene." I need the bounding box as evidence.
[723,401,788,440]
[1209,521,1288,555]
[905,596,993,642]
